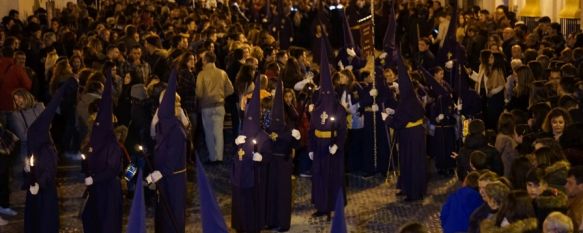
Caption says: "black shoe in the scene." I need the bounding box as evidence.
[312,211,329,217]
[277,228,290,232]
[404,196,423,202]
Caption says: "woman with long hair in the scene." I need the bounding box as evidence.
[481,190,538,232]
[468,50,506,129]
[507,65,534,110]
[49,59,81,160]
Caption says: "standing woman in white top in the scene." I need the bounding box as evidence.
[467,50,507,130]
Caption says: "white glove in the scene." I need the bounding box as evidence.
[455,103,463,111]
[379,52,388,59]
[346,48,356,57]
[445,60,454,69]
[371,104,379,112]
[235,135,247,145]
[252,152,263,162]
[381,112,389,121]
[24,159,31,173]
[329,144,338,155]
[308,104,314,113]
[369,88,378,97]
[309,152,314,160]
[146,170,163,184]
[29,183,39,195]
[436,114,444,122]
[345,65,353,71]
[84,177,93,186]
[291,129,301,140]
[385,108,395,115]
[337,61,345,70]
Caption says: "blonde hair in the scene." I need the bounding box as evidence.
[12,88,36,110]
[543,212,574,233]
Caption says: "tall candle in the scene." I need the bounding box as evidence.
[330,117,336,142]
[253,139,258,153]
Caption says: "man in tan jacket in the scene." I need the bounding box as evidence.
[196,52,234,163]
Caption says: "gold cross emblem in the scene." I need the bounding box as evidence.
[270,132,279,141]
[237,148,245,161]
[447,52,453,60]
[320,111,329,125]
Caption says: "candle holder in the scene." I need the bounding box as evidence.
[330,117,336,142]
[253,139,258,153]
[30,154,35,167]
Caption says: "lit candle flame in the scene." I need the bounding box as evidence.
[330,117,335,122]
[137,145,143,151]
[252,139,257,144]
[81,154,86,160]
[30,155,35,167]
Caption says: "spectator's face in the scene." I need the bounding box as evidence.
[133,33,140,42]
[384,69,396,83]
[15,54,26,66]
[511,46,522,58]
[130,48,142,61]
[434,70,444,82]
[551,116,565,136]
[179,37,189,49]
[284,92,294,105]
[502,28,514,41]
[13,94,25,109]
[566,176,583,198]
[478,13,487,22]
[51,21,59,31]
[187,55,196,70]
[549,71,561,81]
[417,41,428,52]
[356,0,365,8]
[72,57,81,70]
[107,48,120,60]
[526,181,546,199]
[188,21,197,31]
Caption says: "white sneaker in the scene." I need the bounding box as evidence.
[0,216,7,226]
[0,207,17,216]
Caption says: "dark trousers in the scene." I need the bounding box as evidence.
[0,155,11,208]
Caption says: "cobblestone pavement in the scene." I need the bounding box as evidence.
[0,162,457,233]
[0,124,458,232]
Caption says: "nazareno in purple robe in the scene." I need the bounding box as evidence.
[82,71,123,233]
[309,37,347,213]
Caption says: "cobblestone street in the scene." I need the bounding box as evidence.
[0,161,457,233]
[0,124,458,233]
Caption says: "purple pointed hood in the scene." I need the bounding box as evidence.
[341,11,355,49]
[319,37,334,102]
[242,73,262,137]
[159,70,178,120]
[89,70,115,149]
[269,80,286,132]
[330,189,347,233]
[28,78,73,150]
[127,170,146,233]
[436,0,458,66]
[197,158,229,233]
[382,0,397,66]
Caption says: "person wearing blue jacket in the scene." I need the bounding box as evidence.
[440,171,484,233]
